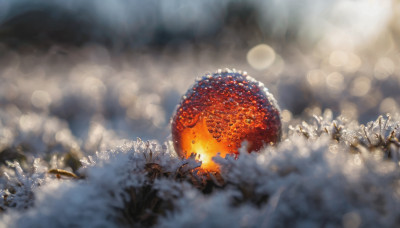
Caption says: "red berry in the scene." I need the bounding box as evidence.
[172,69,281,171]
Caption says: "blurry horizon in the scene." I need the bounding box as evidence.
[0,0,394,51]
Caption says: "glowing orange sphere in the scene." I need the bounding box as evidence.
[172,69,281,172]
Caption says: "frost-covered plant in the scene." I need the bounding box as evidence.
[290,111,400,160]
[0,111,80,165]
[356,115,400,156]
[163,135,400,227]
[0,160,47,211]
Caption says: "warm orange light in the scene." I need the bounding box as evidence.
[172,69,281,172]
[180,117,232,171]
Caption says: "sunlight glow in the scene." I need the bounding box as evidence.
[180,117,231,172]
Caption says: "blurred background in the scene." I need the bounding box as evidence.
[0,0,399,148]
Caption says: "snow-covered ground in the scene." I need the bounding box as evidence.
[1,0,400,227]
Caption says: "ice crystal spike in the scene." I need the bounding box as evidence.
[172,69,281,171]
